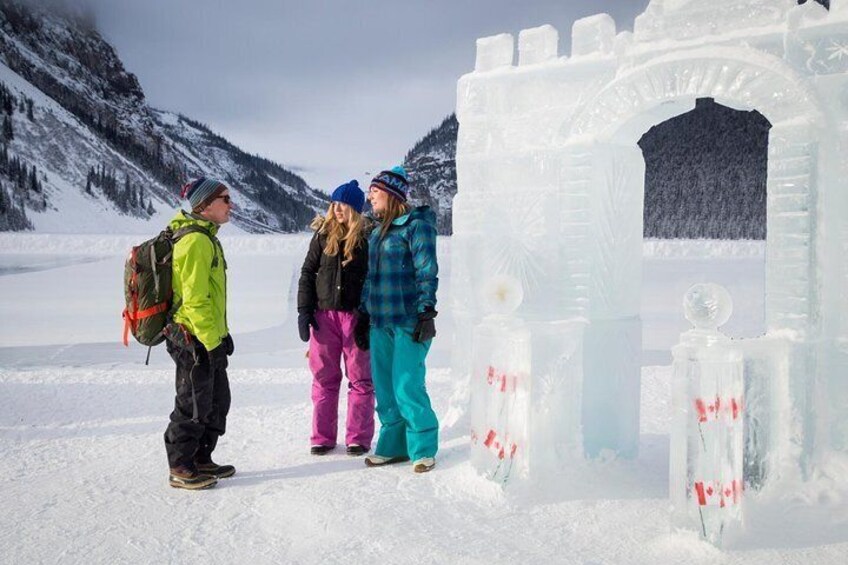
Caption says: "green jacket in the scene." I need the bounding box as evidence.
[169,210,228,351]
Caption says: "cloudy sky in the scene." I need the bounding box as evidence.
[82,0,650,191]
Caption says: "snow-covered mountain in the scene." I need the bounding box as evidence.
[0,0,326,233]
[403,115,457,236]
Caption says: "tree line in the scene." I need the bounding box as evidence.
[0,80,36,142]
[0,143,39,230]
[86,164,155,217]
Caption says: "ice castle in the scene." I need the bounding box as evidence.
[454,0,848,485]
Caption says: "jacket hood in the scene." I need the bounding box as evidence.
[393,205,436,228]
[169,210,220,236]
[310,215,326,232]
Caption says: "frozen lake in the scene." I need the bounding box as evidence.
[3,234,845,564]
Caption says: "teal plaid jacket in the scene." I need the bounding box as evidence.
[361,206,438,328]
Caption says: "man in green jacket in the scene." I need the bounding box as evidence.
[164,177,235,490]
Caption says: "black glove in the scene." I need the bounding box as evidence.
[412,308,437,343]
[354,311,370,351]
[222,334,235,356]
[298,311,319,342]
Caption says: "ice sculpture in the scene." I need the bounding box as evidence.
[454,0,848,489]
[470,275,584,481]
[670,284,744,546]
[470,276,530,483]
[469,285,531,482]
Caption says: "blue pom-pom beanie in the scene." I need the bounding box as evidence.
[331,179,365,213]
[370,165,409,203]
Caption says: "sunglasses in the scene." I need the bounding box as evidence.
[215,195,231,204]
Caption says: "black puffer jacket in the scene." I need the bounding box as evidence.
[297,219,371,314]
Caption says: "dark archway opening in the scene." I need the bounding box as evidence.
[799,0,829,9]
[638,98,771,240]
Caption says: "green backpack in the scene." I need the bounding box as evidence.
[121,225,217,352]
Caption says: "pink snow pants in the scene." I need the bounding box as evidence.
[308,310,374,448]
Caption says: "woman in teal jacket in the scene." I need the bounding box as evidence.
[357,166,439,473]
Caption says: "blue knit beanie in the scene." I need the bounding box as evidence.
[181,177,228,211]
[370,165,409,203]
[330,179,365,213]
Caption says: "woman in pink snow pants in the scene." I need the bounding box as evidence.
[297,179,374,456]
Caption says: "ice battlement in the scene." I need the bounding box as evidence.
[472,1,848,77]
[473,14,621,73]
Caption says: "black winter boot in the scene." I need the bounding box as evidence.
[195,460,236,478]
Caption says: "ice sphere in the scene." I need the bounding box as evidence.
[475,34,514,72]
[518,25,559,66]
[481,274,523,315]
[571,14,616,57]
[684,283,733,330]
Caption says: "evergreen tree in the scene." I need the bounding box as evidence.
[28,166,38,192]
[127,176,138,209]
[1,89,12,115]
[3,116,13,141]
[25,99,33,121]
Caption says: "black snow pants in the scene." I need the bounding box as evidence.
[164,339,231,470]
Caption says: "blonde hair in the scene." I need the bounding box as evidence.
[378,195,410,238]
[314,202,366,266]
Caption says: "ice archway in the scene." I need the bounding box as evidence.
[453,0,848,478]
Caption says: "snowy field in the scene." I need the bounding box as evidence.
[1,234,847,564]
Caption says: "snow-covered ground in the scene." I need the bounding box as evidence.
[1,234,846,564]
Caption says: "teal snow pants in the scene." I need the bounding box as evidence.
[370,326,438,461]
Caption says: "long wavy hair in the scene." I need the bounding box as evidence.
[312,202,365,266]
[377,194,410,238]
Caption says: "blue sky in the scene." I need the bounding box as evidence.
[83,1,650,191]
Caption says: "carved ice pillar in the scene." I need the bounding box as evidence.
[822,125,848,454]
[765,123,820,469]
[671,284,744,548]
[578,142,645,459]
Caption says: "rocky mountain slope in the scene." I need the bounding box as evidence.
[403,114,457,235]
[0,0,325,233]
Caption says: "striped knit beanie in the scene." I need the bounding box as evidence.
[181,177,228,211]
[370,166,409,203]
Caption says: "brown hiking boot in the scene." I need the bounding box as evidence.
[195,460,236,479]
[168,467,218,490]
